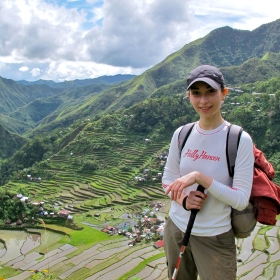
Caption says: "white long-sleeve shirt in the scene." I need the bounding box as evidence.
[162,121,254,236]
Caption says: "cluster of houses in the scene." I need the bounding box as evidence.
[7,194,74,224]
[17,169,42,182]
[134,171,163,182]
[101,201,166,248]
[26,175,42,182]
[228,87,244,93]
[134,152,168,183]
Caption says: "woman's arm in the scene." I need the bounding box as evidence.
[162,127,182,193]
[207,131,254,210]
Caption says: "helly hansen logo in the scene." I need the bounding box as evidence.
[183,149,220,161]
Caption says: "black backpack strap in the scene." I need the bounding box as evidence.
[226,124,243,177]
[178,122,195,156]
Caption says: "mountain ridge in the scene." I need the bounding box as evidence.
[16,74,137,89]
[29,18,280,134]
[1,18,280,162]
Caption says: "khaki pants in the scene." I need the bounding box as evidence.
[164,217,236,280]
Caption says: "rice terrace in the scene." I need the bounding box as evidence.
[0,123,279,280]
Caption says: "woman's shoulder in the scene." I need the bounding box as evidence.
[226,122,253,145]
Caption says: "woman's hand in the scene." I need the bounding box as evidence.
[185,191,207,210]
[165,171,212,202]
[165,171,199,200]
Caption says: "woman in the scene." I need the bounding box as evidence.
[162,65,254,280]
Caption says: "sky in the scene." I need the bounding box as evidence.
[0,0,279,82]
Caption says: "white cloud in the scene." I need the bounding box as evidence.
[30,68,41,76]
[19,66,29,72]
[0,0,85,62]
[0,0,279,81]
[84,0,195,68]
[43,61,143,81]
[189,0,280,40]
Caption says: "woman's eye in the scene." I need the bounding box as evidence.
[209,89,217,94]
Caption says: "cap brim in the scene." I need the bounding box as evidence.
[187,77,221,90]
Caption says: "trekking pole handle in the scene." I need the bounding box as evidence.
[182,184,205,246]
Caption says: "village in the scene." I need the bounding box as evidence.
[4,173,168,251]
[2,191,74,228]
[101,201,166,249]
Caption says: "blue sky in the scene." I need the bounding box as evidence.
[0,0,279,82]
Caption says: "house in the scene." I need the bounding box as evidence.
[153,240,164,249]
[102,225,116,234]
[125,232,132,238]
[128,240,136,246]
[135,177,146,182]
[58,210,70,218]
[20,196,29,203]
[105,225,115,231]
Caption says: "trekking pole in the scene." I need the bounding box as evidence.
[171,184,205,280]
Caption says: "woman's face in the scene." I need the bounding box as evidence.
[187,81,227,121]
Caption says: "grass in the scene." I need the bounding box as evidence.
[65,224,120,246]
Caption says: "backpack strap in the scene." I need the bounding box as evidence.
[226,124,243,177]
[178,122,195,156]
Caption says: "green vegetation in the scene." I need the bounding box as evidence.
[68,225,119,246]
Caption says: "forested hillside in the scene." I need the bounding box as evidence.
[0,124,27,161]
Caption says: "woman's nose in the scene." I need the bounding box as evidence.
[199,94,208,103]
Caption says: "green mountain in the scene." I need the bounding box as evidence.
[16,74,136,89]
[1,83,280,211]
[2,19,280,137]
[221,53,280,85]
[8,84,110,129]
[0,124,27,160]
[0,77,63,114]
[25,19,280,135]
[0,113,33,135]
[0,75,136,134]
